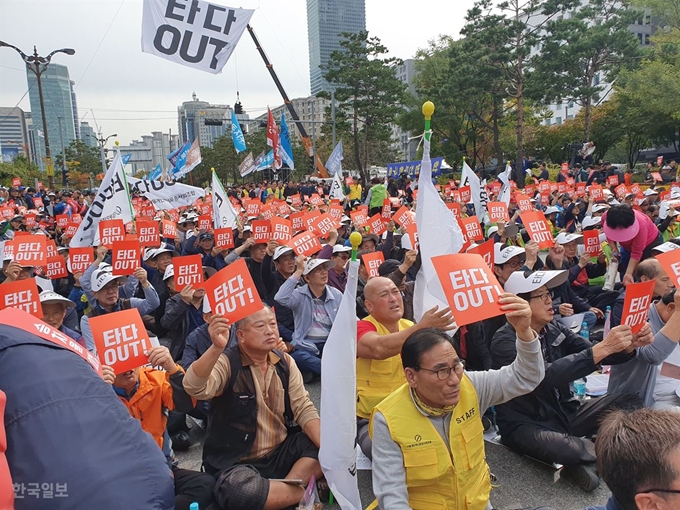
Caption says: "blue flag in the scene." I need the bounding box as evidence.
[279,113,294,169]
[255,150,274,170]
[121,153,132,165]
[148,163,163,180]
[325,141,343,176]
[231,110,247,153]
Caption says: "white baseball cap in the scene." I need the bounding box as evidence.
[333,244,352,254]
[303,258,334,275]
[91,267,127,292]
[163,264,174,281]
[504,269,569,295]
[273,246,294,260]
[487,226,499,237]
[592,204,610,213]
[493,243,525,266]
[555,233,583,245]
[643,188,659,196]
[39,290,76,308]
[544,206,560,215]
[652,242,680,254]
[582,216,601,229]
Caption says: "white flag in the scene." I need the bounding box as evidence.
[70,150,134,247]
[414,134,465,324]
[325,141,344,176]
[462,161,488,223]
[329,171,346,200]
[127,176,205,210]
[319,259,362,510]
[239,152,256,177]
[498,162,513,206]
[141,0,254,74]
[212,171,239,229]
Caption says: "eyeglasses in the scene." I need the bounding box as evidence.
[417,360,466,380]
[638,489,680,496]
[530,290,553,304]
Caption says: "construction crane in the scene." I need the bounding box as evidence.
[246,24,328,178]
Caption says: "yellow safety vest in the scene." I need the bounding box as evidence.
[370,380,490,510]
[356,316,412,419]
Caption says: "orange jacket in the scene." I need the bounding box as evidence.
[115,366,192,449]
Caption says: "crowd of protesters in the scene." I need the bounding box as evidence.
[1,156,680,510]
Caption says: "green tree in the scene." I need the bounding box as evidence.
[54,139,103,177]
[0,155,42,188]
[323,31,407,184]
[531,0,641,139]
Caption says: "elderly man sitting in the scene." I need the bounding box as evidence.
[183,306,322,510]
[39,290,85,347]
[356,276,455,460]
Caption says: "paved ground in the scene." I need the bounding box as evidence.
[177,378,609,509]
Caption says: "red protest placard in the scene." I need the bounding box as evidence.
[137,221,160,247]
[393,206,414,227]
[432,253,504,326]
[68,247,94,274]
[467,238,494,271]
[11,177,21,187]
[566,177,575,187]
[309,213,339,238]
[446,202,461,219]
[655,249,680,289]
[651,172,663,183]
[46,255,69,279]
[459,186,471,204]
[459,216,484,242]
[204,258,263,322]
[328,204,344,223]
[261,204,275,221]
[381,199,392,221]
[111,240,141,276]
[201,203,211,216]
[539,193,550,206]
[0,206,13,220]
[362,251,385,278]
[25,213,36,229]
[173,254,204,291]
[557,182,567,194]
[525,184,535,195]
[214,228,235,250]
[561,163,569,172]
[487,201,509,223]
[615,184,628,200]
[13,235,46,267]
[491,181,502,195]
[351,210,368,228]
[167,209,180,223]
[0,278,42,318]
[575,182,587,197]
[245,199,261,217]
[56,214,69,229]
[520,211,555,249]
[404,222,419,251]
[90,308,152,374]
[290,194,302,207]
[63,222,79,238]
[607,175,619,187]
[251,220,271,243]
[270,217,293,243]
[515,193,533,212]
[620,280,656,333]
[290,211,306,232]
[276,201,290,216]
[358,204,369,216]
[162,220,177,239]
[367,214,387,236]
[589,184,604,201]
[288,231,322,256]
[72,214,82,224]
[99,219,125,248]
[630,183,641,196]
[583,230,602,256]
[309,194,323,206]
[197,214,212,232]
[303,210,322,231]
[538,181,550,193]
[46,239,58,259]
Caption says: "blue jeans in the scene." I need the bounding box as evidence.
[290,341,325,375]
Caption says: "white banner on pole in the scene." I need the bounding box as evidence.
[141,0,254,74]
[127,176,205,210]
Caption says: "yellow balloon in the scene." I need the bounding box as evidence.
[349,231,363,249]
[422,101,435,119]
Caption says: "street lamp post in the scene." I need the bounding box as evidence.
[0,41,75,190]
[96,132,117,174]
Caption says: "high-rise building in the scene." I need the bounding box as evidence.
[26,63,78,170]
[79,122,97,148]
[248,95,331,137]
[114,131,180,175]
[392,59,418,161]
[177,93,234,148]
[0,107,31,163]
[306,0,366,95]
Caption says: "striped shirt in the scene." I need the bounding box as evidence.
[183,349,319,461]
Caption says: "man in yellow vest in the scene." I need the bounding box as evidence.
[356,276,456,459]
[370,293,544,510]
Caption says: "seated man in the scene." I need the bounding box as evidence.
[588,409,680,510]
[371,292,545,510]
[356,276,455,459]
[102,346,215,510]
[492,270,648,491]
[183,306,322,510]
[39,290,85,347]
[275,256,341,375]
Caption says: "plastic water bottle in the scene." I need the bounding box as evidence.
[579,322,589,340]
[603,306,612,337]
[574,377,587,401]
[190,503,199,510]
[603,257,619,291]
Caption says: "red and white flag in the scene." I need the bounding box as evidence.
[266,108,282,170]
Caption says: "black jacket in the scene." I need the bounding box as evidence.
[490,320,633,435]
[261,253,295,342]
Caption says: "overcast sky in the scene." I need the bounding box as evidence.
[0,0,475,146]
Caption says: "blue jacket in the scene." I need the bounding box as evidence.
[0,323,175,509]
[274,274,342,354]
[586,496,625,510]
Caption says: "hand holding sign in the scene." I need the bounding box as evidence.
[207,315,231,350]
[203,258,263,323]
[90,308,152,374]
